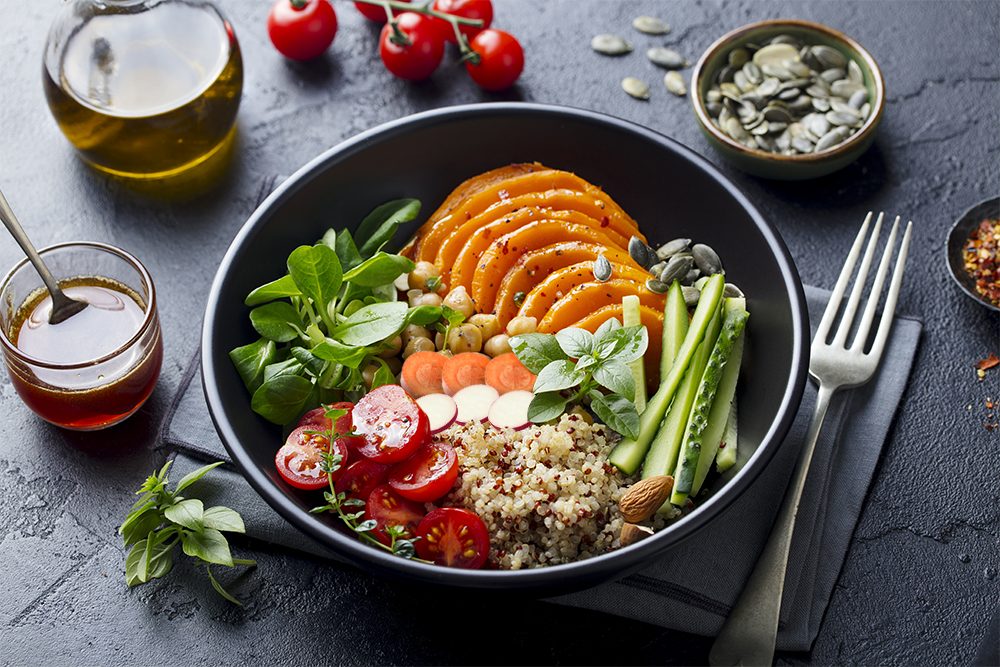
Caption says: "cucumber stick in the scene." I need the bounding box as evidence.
[608,275,725,474]
[715,397,739,473]
[622,295,647,413]
[660,281,689,378]
[670,299,749,505]
[691,300,746,495]
[641,304,723,485]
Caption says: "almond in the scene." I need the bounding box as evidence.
[620,522,654,547]
[618,475,674,522]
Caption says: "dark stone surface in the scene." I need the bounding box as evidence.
[1,1,997,664]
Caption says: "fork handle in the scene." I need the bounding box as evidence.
[709,383,836,667]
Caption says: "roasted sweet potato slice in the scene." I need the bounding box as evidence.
[569,303,664,391]
[520,263,659,322]
[536,280,665,332]
[468,221,625,312]
[493,243,643,325]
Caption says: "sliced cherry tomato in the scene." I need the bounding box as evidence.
[354,0,410,22]
[379,12,446,82]
[366,484,426,545]
[298,402,366,453]
[432,0,492,42]
[465,29,523,92]
[335,458,390,501]
[388,441,458,502]
[415,507,490,569]
[352,384,430,463]
[268,0,338,61]
[275,426,348,491]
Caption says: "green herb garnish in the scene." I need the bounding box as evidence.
[509,318,648,439]
[119,461,255,605]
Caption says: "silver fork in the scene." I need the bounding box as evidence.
[709,212,913,667]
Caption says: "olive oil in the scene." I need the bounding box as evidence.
[43,1,242,179]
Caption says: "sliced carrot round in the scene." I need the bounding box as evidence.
[400,351,447,398]
[485,353,537,393]
[441,352,492,395]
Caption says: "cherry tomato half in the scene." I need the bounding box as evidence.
[388,441,458,502]
[415,507,490,569]
[465,29,523,91]
[432,0,492,42]
[354,0,410,22]
[335,458,390,501]
[268,0,338,61]
[352,384,430,462]
[366,484,426,545]
[379,12,446,82]
[275,427,348,491]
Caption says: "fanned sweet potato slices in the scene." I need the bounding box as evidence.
[493,243,643,326]
[518,266,659,323]
[536,280,665,331]
[569,303,664,390]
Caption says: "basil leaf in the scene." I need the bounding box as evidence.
[406,305,443,326]
[343,252,415,287]
[592,359,636,402]
[263,358,304,382]
[555,328,594,358]
[527,392,569,422]
[320,228,337,250]
[575,354,599,372]
[174,461,225,493]
[125,540,149,586]
[312,338,368,369]
[249,302,302,343]
[120,507,163,548]
[355,199,421,258]
[181,528,234,567]
[207,566,243,606]
[202,506,246,533]
[251,374,315,424]
[146,541,174,580]
[595,317,621,339]
[509,333,568,374]
[332,301,408,346]
[245,274,300,306]
[594,325,648,363]
[287,244,343,310]
[591,393,640,439]
[534,360,585,393]
[164,498,204,530]
[290,346,327,376]
[229,338,276,392]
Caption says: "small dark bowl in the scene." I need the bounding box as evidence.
[946,196,1000,313]
[202,103,809,593]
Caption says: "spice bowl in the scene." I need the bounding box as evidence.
[691,19,885,180]
[946,197,1000,313]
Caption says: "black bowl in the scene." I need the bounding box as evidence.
[202,103,809,593]
[946,196,1000,313]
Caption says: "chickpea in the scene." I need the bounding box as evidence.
[442,285,476,319]
[384,356,402,375]
[506,316,538,336]
[468,313,501,341]
[434,331,446,350]
[362,361,379,388]
[402,336,436,359]
[484,333,513,357]
[377,335,402,358]
[406,289,424,307]
[401,324,431,347]
[413,292,443,307]
[447,323,483,354]
[408,261,441,291]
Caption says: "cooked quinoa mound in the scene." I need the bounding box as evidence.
[440,412,631,570]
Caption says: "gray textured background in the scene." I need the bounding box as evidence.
[1,1,998,664]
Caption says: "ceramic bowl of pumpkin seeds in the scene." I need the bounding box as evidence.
[691,19,885,180]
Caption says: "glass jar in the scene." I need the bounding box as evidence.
[42,0,243,179]
[0,242,163,430]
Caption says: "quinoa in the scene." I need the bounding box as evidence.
[439,412,633,570]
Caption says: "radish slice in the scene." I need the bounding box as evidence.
[415,394,458,434]
[452,384,500,424]
[487,390,533,430]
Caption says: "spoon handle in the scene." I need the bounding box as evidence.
[0,189,69,306]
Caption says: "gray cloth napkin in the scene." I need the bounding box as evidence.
[163,285,921,651]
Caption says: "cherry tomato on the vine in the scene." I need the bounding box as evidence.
[268,0,338,61]
[354,0,410,23]
[432,0,493,42]
[465,29,523,91]
[379,12,446,81]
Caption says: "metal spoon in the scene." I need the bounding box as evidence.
[0,189,88,325]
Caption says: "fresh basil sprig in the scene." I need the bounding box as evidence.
[119,461,255,605]
[509,319,648,439]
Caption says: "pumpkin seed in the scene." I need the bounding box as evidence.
[826,109,861,127]
[633,15,670,35]
[811,97,831,112]
[591,34,632,56]
[660,254,695,284]
[682,286,701,307]
[728,47,749,67]
[811,44,847,69]
[860,102,871,117]
[646,279,670,294]
[752,43,800,67]
[819,67,846,84]
[847,59,864,83]
[706,102,723,117]
[647,47,688,69]
[769,34,801,47]
[792,136,815,153]
[733,70,752,93]
[622,77,651,100]
[691,243,723,274]
[815,125,851,151]
[593,254,612,282]
[831,79,864,98]
[742,62,763,84]
[656,238,691,259]
[682,268,701,285]
[755,77,780,97]
[723,282,745,298]
[848,88,869,109]
[664,71,686,96]
[762,64,794,80]
[629,236,654,267]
